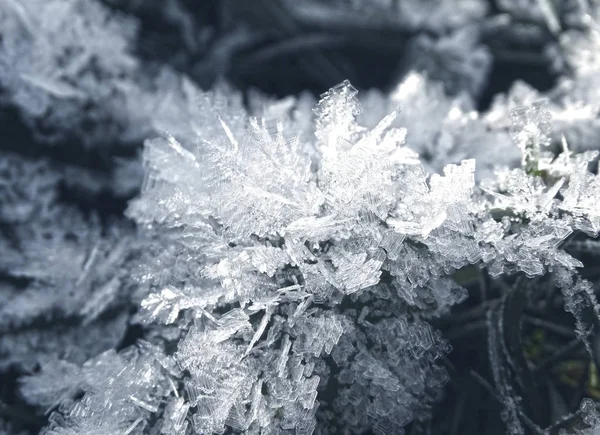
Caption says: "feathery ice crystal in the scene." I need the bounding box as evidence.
[4,2,600,433]
[14,77,598,435]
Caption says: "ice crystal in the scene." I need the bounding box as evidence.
[108,79,600,434]
[8,7,600,431]
[403,25,492,98]
[5,62,597,433]
[33,344,177,435]
[122,80,481,433]
[0,153,134,370]
[0,0,142,146]
[358,72,520,179]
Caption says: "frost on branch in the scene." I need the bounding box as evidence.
[0,0,256,200]
[0,0,143,146]
[0,152,134,370]
[24,343,178,435]
[358,72,521,179]
[123,79,475,433]
[29,73,600,434]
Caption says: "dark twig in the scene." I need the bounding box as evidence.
[236,34,348,71]
[470,370,546,435]
[523,315,576,339]
[535,338,585,374]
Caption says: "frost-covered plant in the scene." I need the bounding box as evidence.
[0,1,235,201]
[0,0,145,146]
[6,2,600,435]
[17,71,599,434]
[0,0,235,159]
[0,152,135,371]
[124,80,464,434]
[358,72,521,179]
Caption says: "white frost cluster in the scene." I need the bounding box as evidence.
[4,2,600,434]
[0,153,134,371]
[24,78,596,434]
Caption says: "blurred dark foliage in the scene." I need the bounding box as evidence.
[102,0,561,106]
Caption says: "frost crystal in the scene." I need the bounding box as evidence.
[100,75,600,433]
[15,70,595,433]
[509,100,552,174]
[0,153,133,370]
[10,10,600,429]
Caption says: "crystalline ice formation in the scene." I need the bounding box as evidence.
[402,25,492,98]
[0,152,134,370]
[141,81,600,434]
[0,0,143,146]
[358,72,521,180]
[0,0,259,200]
[30,344,177,435]
[17,63,600,434]
[118,80,480,434]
